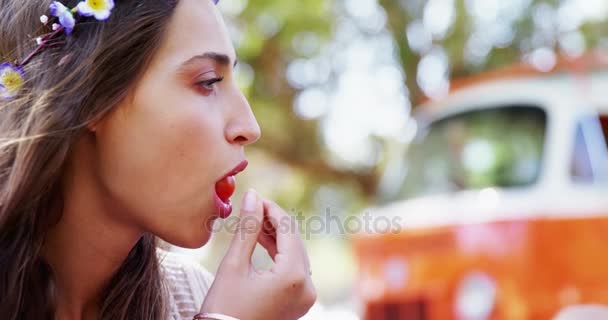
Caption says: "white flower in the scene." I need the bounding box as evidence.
[40,15,49,25]
[36,37,43,45]
[76,0,115,21]
[0,63,25,99]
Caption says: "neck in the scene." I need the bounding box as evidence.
[42,136,144,319]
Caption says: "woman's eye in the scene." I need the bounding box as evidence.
[196,77,224,94]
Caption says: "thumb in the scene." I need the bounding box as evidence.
[223,189,263,269]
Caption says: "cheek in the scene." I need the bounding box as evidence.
[95,96,225,237]
[168,112,225,190]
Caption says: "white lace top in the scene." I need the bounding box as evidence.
[158,250,215,320]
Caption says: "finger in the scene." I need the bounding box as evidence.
[263,200,310,271]
[262,200,291,254]
[264,200,311,270]
[257,231,278,259]
[262,210,277,242]
[223,189,263,269]
[257,213,278,258]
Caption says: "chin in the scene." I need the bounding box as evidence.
[159,226,214,249]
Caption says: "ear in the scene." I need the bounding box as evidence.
[86,116,103,132]
[86,109,115,132]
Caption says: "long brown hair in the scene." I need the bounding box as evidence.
[0,0,179,318]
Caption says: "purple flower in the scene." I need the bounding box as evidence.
[76,0,115,21]
[0,62,25,99]
[49,1,76,35]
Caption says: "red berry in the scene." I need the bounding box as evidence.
[215,175,236,202]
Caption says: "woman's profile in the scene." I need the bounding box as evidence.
[0,0,316,319]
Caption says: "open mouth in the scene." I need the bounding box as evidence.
[214,160,248,219]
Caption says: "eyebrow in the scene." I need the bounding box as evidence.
[180,52,239,69]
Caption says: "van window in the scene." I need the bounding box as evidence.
[570,115,608,183]
[400,105,546,199]
[571,122,594,182]
[599,115,608,144]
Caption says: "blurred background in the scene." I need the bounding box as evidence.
[172,0,608,319]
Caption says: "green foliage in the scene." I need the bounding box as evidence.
[227,0,608,212]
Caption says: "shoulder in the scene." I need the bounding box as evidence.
[157,249,215,319]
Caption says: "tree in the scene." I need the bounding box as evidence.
[225,0,608,210]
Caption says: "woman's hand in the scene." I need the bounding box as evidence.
[199,189,317,320]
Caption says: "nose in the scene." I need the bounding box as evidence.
[225,91,261,146]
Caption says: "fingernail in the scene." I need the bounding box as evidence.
[242,189,257,212]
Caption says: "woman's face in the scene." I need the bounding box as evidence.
[92,0,260,248]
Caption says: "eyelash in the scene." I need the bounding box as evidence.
[196,76,224,93]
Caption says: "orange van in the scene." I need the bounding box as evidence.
[352,53,608,320]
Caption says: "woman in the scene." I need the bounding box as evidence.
[0,0,316,319]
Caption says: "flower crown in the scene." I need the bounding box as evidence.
[1,0,222,101]
[0,0,115,100]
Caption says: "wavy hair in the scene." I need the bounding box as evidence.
[0,0,180,318]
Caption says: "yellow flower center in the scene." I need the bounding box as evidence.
[1,70,24,93]
[86,0,108,11]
